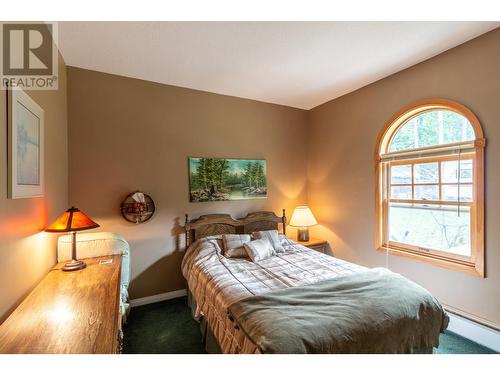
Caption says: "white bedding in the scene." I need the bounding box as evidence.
[181,236,365,353]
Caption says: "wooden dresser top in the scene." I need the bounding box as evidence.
[0,255,122,354]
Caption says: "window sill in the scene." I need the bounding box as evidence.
[376,245,484,277]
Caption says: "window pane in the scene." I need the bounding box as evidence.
[391,186,412,199]
[414,162,438,183]
[414,185,439,200]
[389,203,471,256]
[443,111,473,144]
[391,165,411,184]
[417,111,439,148]
[442,184,473,202]
[388,110,475,152]
[441,159,473,183]
[389,118,416,152]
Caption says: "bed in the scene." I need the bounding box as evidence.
[181,210,449,354]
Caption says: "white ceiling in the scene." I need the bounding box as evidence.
[58,22,499,110]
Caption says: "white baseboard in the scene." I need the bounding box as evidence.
[447,312,500,352]
[130,289,187,307]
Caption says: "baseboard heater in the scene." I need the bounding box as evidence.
[444,304,500,352]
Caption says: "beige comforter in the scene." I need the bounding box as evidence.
[181,236,364,353]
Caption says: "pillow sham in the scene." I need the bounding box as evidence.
[244,238,276,262]
[252,230,285,253]
[222,234,252,258]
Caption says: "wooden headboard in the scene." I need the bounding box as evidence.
[184,210,286,246]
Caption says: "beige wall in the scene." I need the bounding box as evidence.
[0,53,68,323]
[307,28,500,325]
[67,67,308,299]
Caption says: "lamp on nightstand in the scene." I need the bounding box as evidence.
[45,207,100,271]
[289,206,318,242]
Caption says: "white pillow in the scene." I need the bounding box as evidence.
[222,234,252,258]
[244,238,276,262]
[253,230,285,253]
[278,234,288,245]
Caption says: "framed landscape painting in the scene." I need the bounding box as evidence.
[189,157,267,202]
[8,89,45,199]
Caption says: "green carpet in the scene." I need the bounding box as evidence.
[437,330,496,354]
[123,296,206,353]
[123,297,497,354]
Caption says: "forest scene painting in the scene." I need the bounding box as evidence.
[189,158,267,202]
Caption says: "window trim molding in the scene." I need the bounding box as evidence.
[374,99,485,277]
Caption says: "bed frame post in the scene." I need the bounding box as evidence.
[282,208,287,236]
[185,214,190,247]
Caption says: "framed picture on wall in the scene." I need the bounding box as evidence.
[8,89,45,199]
[188,157,267,202]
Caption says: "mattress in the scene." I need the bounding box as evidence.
[181,236,364,353]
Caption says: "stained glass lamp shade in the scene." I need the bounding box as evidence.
[45,207,99,271]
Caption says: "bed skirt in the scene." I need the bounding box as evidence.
[187,290,222,354]
[186,289,434,354]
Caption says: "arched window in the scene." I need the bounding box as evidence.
[375,99,485,277]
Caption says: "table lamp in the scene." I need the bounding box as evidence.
[289,206,318,242]
[45,206,100,271]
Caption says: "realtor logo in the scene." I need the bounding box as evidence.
[1,22,58,90]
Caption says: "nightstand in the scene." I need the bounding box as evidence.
[294,237,329,254]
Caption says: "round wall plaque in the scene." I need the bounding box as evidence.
[120,191,155,224]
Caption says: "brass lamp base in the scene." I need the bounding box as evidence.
[62,259,87,272]
[297,227,310,242]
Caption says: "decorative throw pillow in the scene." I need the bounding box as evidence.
[222,234,252,258]
[244,238,276,262]
[252,230,286,253]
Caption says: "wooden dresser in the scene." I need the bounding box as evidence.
[0,255,122,354]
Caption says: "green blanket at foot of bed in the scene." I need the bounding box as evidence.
[227,268,449,354]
